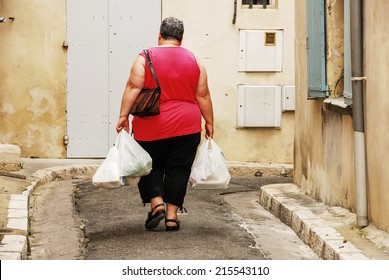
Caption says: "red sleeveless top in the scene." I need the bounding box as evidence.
[132,47,201,141]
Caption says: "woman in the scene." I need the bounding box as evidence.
[116,17,214,231]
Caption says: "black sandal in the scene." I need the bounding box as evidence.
[145,203,166,230]
[165,219,180,231]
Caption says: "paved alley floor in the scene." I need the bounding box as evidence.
[28,176,319,260]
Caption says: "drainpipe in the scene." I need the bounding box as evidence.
[232,0,237,24]
[350,0,368,227]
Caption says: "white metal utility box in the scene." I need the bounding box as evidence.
[237,85,282,128]
[239,29,283,72]
[282,85,295,111]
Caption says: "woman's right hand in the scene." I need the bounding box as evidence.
[116,116,129,133]
[205,122,214,139]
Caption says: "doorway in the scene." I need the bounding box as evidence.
[66,0,161,157]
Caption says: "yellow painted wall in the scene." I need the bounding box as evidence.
[364,1,389,231]
[0,0,67,158]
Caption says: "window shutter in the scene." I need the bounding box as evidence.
[343,0,353,105]
[306,0,329,98]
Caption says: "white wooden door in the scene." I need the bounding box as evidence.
[66,0,161,157]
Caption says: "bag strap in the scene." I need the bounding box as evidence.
[143,49,161,89]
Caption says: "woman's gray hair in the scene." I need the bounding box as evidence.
[160,17,184,42]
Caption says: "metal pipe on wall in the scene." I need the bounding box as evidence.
[232,0,237,24]
[350,0,368,227]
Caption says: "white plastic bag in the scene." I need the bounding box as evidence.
[92,145,122,188]
[116,129,152,177]
[189,138,231,189]
[92,130,152,187]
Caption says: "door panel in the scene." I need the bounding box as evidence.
[67,0,109,157]
[67,0,161,158]
[108,0,161,147]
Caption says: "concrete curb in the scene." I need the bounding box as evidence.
[258,184,370,260]
[0,164,99,260]
[0,144,22,172]
[228,161,293,177]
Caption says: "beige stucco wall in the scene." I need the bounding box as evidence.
[162,0,295,163]
[364,1,389,231]
[0,0,67,158]
[295,0,389,232]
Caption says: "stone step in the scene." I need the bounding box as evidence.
[0,144,22,172]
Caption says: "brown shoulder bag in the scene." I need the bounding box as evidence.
[129,49,161,117]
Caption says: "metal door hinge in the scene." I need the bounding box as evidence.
[63,135,69,146]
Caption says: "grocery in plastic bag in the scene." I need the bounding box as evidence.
[189,138,231,189]
[92,130,152,188]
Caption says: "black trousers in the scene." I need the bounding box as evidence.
[136,133,201,207]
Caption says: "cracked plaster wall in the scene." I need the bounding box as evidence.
[0,0,67,158]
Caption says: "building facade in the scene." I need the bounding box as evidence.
[0,0,295,164]
[294,0,389,232]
